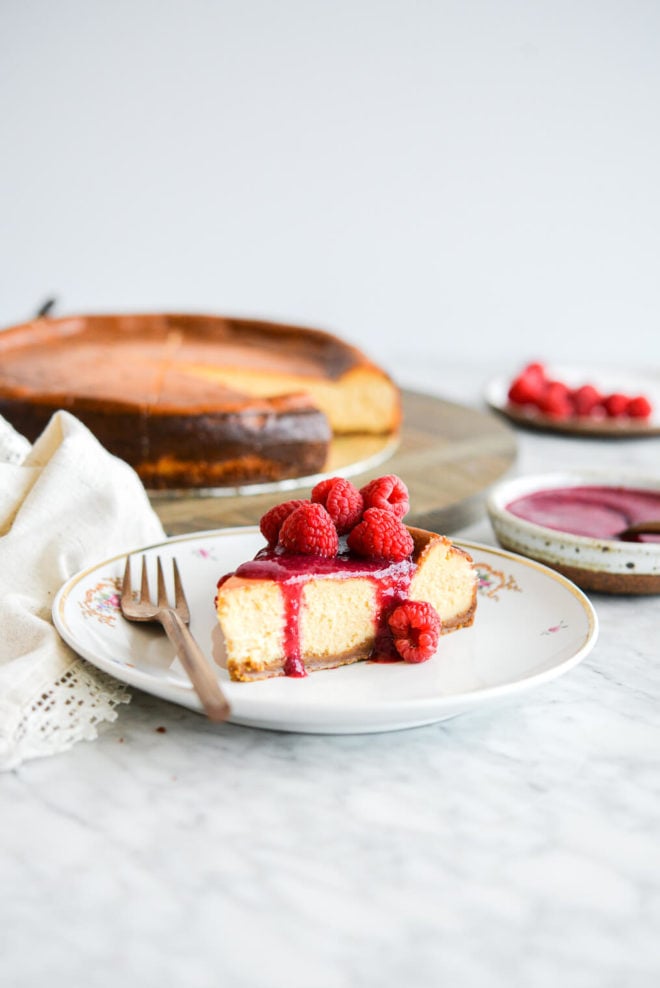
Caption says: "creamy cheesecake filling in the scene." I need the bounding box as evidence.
[237,549,415,677]
[215,528,478,682]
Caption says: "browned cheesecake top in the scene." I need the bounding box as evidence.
[0,312,381,414]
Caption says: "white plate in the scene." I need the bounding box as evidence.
[53,529,598,734]
[485,365,660,437]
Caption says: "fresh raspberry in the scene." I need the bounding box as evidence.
[626,395,652,419]
[508,362,547,406]
[604,393,629,418]
[522,361,547,379]
[387,600,441,663]
[538,381,572,419]
[311,476,364,534]
[347,507,414,561]
[360,474,410,519]
[309,477,335,505]
[278,502,338,557]
[571,384,603,417]
[260,499,309,547]
[508,375,542,405]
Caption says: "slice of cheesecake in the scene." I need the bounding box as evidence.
[215,526,477,682]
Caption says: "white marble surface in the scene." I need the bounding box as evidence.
[2,362,660,988]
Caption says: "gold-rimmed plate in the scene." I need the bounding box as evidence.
[53,529,598,734]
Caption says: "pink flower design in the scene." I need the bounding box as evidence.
[542,619,568,636]
[79,577,123,626]
[192,546,218,561]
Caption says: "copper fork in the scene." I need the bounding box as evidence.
[120,555,230,723]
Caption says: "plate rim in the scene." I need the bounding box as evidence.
[52,527,599,726]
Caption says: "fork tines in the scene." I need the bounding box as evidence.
[121,554,190,622]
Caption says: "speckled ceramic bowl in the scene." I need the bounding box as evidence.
[486,470,660,594]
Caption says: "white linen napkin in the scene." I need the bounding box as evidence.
[0,410,165,771]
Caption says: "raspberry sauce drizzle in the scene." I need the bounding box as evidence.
[232,545,417,676]
[280,575,305,678]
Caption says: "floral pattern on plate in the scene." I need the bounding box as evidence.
[78,577,123,626]
[476,563,522,601]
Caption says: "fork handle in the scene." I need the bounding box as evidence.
[159,609,231,723]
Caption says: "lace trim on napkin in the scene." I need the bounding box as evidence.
[1,658,130,769]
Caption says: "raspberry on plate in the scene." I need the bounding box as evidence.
[360,474,410,519]
[507,362,547,406]
[627,395,653,419]
[538,381,573,420]
[347,507,414,561]
[278,502,339,557]
[571,384,603,417]
[260,499,309,547]
[311,476,364,534]
[388,600,441,663]
[604,393,629,418]
[504,363,655,427]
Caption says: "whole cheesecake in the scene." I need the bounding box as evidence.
[215,476,477,682]
[0,312,400,488]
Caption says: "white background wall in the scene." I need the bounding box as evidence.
[2,0,659,377]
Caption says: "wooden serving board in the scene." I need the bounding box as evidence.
[152,390,517,536]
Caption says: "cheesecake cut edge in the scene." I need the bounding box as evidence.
[216,527,478,683]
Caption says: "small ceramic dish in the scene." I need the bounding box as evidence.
[486,470,660,594]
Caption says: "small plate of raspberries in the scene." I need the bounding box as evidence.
[486,362,660,437]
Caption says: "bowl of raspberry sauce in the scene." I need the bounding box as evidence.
[487,471,660,594]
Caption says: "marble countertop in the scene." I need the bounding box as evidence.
[2,363,659,988]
